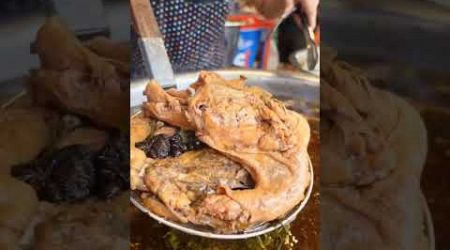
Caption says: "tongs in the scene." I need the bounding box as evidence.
[294,7,319,70]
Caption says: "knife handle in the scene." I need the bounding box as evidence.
[130,0,162,38]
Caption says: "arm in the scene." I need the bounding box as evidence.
[252,0,293,20]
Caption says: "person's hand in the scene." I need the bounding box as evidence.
[295,0,319,29]
[254,0,319,29]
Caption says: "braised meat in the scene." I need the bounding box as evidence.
[143,82,194,130]
[55,127,108,151]
[28,17,129,129]
[320,51,428,249]
[0,175,39,249]
[33,194,129,250]
[135,72,311,232]
[136,131,205,159]
[144,149,254,230]
[0,108,50,174]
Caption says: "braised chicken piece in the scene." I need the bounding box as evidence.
[320,51,428,249]
[33,193,129,250]
[130,113,153,191]
[0,175,39,250]
[137,72,311,232]
[144,149,254,230]
[143,81,194,130]
[0,108,50,174]
[28,17,129,129]
[34,17,128,80]
[55,127,108,151]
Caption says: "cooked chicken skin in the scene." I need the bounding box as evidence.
[0,108,50,174]
[140,72,311,231]
[143,81,194,130]
[143,149,253,226]
[320,51,428,250]
[130,113,152,191]
[29,17,129,129]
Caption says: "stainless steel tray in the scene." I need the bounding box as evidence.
[131,69,319,107]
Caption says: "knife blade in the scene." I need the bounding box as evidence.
[130,0,176,88]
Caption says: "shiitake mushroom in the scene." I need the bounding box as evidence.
[95,133,129,199]
[168,133,186,157]
[12,145,96,203]
[11,132,129,203]
[136,134,171,159]
[136,131,205,159]
[182,131,206,151]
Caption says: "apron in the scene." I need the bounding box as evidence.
[131,0,230,79]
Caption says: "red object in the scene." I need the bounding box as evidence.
[228,14,276,30]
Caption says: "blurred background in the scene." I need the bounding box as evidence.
[321,0,449,248]
[0,0,129,102]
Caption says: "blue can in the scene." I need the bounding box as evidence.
[232,28,263,68]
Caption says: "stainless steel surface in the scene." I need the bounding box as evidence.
[131,0,176,88]
[298,11,318,71]
[290,47,320,76]
[305,36,318,71]
[130,69,318,239]
[131,69,319,107]
[138,37,175,87]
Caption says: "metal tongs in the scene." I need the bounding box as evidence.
[294,7,319,70]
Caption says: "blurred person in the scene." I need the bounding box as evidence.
[131,0,319,79]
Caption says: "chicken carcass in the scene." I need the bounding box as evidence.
[141,72,311,231]
[320,50,428,250]
[28,17,129,129]
[144,149,254,229]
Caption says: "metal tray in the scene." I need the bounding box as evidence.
[131,69,319,107]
